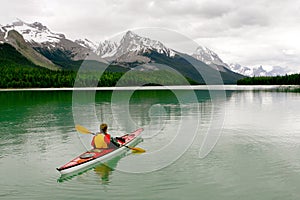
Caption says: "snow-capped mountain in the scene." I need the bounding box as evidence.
[0,20,245,83]
[191,46,295,77]
[267,66,294,76]
[229,63,253,76]
[94,31,176,62]
[0,20,93,62]
[229,63,293,77]
[1,19,295,78]
[0,20,65,44]
[115,31,176,57]
[85,31,243,83]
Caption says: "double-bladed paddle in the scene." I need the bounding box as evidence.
[75,124,145,153]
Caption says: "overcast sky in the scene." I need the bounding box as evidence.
[1,0,300,70]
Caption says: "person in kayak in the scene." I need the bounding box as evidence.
[91,123,121,149]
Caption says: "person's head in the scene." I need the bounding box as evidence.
[100,123,108,133]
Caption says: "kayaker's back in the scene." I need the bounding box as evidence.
[93,134,109,148]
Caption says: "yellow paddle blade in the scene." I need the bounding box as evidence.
[129,146,146,153]
[75,124,92,134]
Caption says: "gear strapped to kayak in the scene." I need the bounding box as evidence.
[79,153,95,159]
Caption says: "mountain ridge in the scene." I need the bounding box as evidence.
[1,20,244,84]
[5,30,59,70]
[0,20,294,78]
[229,63,294,77]
[0,19,95,69]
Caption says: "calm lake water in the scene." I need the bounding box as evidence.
[1,88,300,200]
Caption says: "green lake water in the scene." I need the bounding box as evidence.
[1,89,300,199]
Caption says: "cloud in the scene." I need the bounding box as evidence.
[226,7,270,28]
[1,0,300,69]
[0,0,46,24]
[146,0,235,19]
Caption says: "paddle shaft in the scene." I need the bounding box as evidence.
[123,145,134,150]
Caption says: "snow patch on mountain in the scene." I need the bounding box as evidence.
[192,46,228,67]
[191,46,230,72]
[96,40,118,58]
[229,63,252,76]
[75,38,98,52]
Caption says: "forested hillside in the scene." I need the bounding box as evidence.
[0,43,197,88]
[0,43,38,68]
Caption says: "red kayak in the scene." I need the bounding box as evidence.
[57,128,143,175]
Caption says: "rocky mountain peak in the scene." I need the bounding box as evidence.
[192,46,228,67]
[116,30,176,57]
[124,30,138,38]
[30,22,49,32]
[96,40,118,58]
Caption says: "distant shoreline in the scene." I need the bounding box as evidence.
[1,85,299,92]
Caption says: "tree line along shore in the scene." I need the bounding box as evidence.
[0,66,201,88]
[1,66,300,88]
[237,73,300,85]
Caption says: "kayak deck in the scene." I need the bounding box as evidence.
[57,128,143,175]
